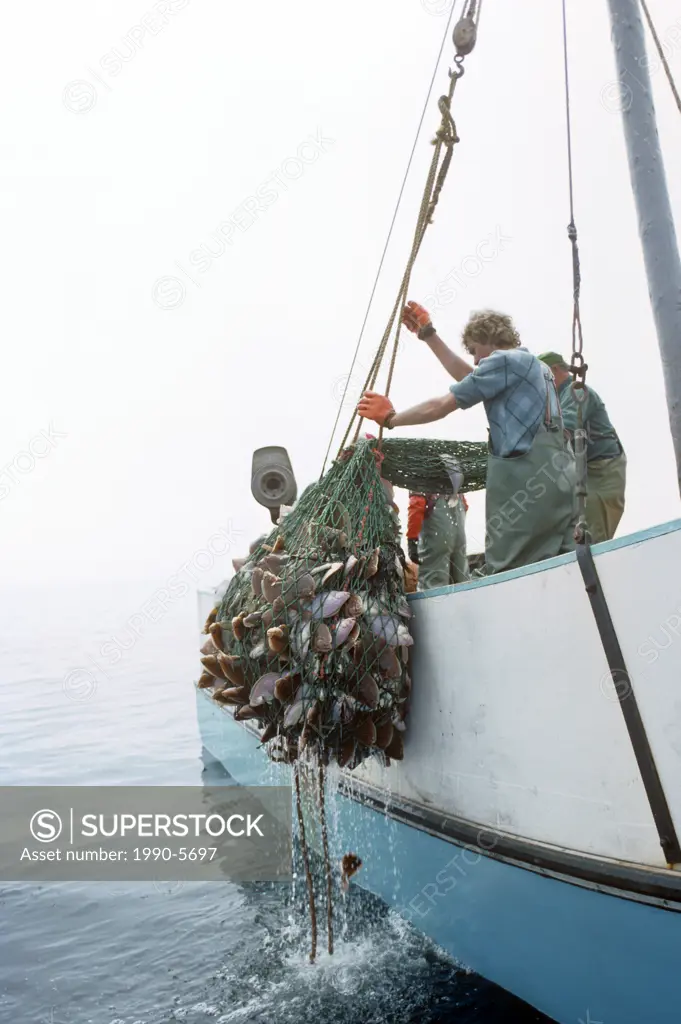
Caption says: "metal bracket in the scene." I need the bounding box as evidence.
[575,541,681,865]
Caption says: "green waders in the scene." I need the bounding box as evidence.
[484,405,577,575]
[586,453,627,543]
[417,496,469,590]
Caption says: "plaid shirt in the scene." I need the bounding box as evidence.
[450,348,559,457]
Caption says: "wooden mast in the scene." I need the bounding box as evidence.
[606,0,681,496]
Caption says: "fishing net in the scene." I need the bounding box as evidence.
[199,439,412,770]
[195,8,484,962]
[378,437,487,494]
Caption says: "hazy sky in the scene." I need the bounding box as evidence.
[2,0,681,597]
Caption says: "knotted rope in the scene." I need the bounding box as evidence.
[334,3,482,458]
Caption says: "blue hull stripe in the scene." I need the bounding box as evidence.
[196,694,681,1024]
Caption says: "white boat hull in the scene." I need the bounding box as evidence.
[195,518,681,1021]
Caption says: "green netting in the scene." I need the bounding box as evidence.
[198,440,412,770]
[378,437,487,494]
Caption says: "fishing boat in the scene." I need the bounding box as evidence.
[194,1,681,1021]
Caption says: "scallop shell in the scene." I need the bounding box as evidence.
[250,672,279,705]
[243,611,263,629]
[338,738,356,768]
[208,621,225,652]
[232,615,246,641]
[333,617,357,648]
[310,562,333,576]
[220,685,250,704]
[235,704,260,721]
[274,670,301,702]
[343,555,359,579]
[397,624,414,647]
[201,655,226,681]
[213,689,237,705]
[364,548,380,578]
[310,590,351,620]
[379,647,401,679]
[356,675,379,709]
[197,671,215,689]
[200,639,216,657]
[217,653,245,687]
[284,700,305,729]
[321,562,344,586]
[267,625,289,654]
[306,700,321,727]
[261,608,274,629]
[202,607,218,634]
[353,715,377,747]
[260,721,278,744]
[282,572,315,601]
[251,568,264,598]
[296,573,316,598]
[341,853,362,881]
[368,614,403,647]
[331,697,354,726]
[351,640,366,665]
[290,620,312,659]
[374,720,394,749]
[260,554,289,574]
[345,594,364,618]
[313,622,333,653]
[262,572,282,604]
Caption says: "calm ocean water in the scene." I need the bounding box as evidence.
[0,583,548,1024]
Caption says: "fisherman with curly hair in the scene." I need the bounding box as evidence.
[357,303,577,575]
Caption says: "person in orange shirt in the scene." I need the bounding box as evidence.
[407,491,469,589]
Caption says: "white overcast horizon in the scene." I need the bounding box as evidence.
[2,0,680,599]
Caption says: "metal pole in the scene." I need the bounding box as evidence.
[605,0,681,496]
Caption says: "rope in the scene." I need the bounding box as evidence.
[561,0,587,388]
[318,764,334,955]
[561,0,588,540]
[640,0,681,115]
[294,764,318,963]
[337,9,479,456]
[319,0,462,478]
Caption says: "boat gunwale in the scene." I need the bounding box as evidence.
[408,516,681,601]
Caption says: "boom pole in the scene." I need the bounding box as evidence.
[605,0,681,496]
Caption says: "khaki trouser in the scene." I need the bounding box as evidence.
[586,453,627,544]
[417,496,469,590]
[484,422,577,575]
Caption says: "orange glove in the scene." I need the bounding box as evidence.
[402,301,432,335]
[406,494,427,540]
[357,391,395,427]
